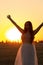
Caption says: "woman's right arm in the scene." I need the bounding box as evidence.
[7,15,24,33]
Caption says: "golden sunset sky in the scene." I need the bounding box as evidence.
[0,0,43,42]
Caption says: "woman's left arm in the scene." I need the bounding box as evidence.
[33,22,43,35]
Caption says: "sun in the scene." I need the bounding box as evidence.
[6,27,22,42]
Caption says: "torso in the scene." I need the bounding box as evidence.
[21,31,33,43]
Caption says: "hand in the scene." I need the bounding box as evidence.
[7,15,11,19]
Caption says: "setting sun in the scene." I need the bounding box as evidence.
[6,27,22,42]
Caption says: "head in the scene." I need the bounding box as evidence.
[24,21,33,32]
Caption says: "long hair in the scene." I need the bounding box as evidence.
[24,21,34,43]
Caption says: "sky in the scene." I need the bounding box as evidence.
[0,0,43,42]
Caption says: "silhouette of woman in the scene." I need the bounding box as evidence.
[7,15,43,65]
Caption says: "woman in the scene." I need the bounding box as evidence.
[7,15,43,65]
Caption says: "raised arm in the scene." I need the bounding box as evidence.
[33,22,43,35]
[7,15,24,33]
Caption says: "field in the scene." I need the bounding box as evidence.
[0,41,43,65]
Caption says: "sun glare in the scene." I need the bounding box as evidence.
[6,27,22,42]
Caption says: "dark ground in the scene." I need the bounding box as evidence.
[0,41,43,65]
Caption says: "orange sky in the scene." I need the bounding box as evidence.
[0,0,43,42]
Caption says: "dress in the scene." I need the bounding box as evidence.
[14,32,38,65]
[14,43,38,65]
